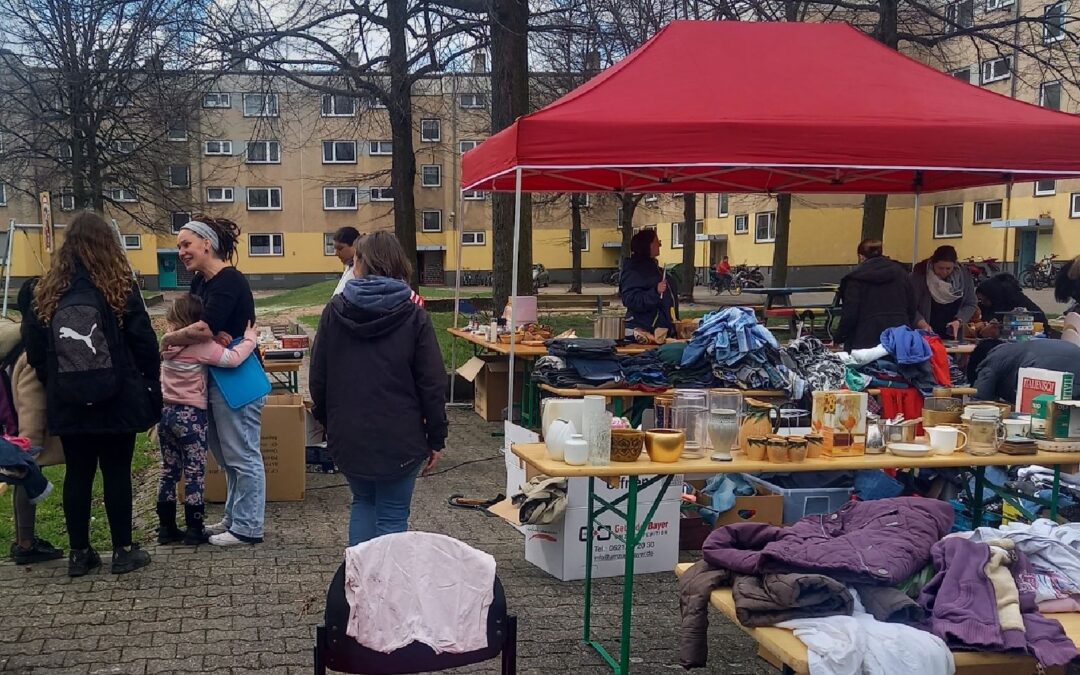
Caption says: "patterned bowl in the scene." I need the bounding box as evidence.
[610,429,644,462]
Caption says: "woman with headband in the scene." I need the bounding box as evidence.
[161,216,265,547]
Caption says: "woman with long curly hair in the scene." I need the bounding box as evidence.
[160,215,265,546]
[22,211,161,576]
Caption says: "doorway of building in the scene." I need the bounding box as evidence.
[157,252,193,290]
[417,250,445,286]
[1017,230,1037,278]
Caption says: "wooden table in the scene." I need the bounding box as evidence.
[511,442,1080,675]
[673,562,1074,675]
[537,384,788,416]
[263,359,302,393]
[741,285,841,336]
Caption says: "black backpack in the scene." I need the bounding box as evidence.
[49,282,127,406]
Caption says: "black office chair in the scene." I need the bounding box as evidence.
[314,561,517,675]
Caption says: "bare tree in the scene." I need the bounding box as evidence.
[680,193,697,301]
[569,194,585,292]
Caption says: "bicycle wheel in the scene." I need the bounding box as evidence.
[1020,269,1037,289]
[730,281,743,296]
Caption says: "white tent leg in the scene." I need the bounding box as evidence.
[2,219,14,318]
[910,192,921,270]
[508,168,523,425]
[450,212,464,405]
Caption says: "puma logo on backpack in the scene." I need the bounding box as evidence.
[50,284,125,406]
[58,324,98,355]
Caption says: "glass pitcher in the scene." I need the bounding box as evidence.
[673,390,708,459]
[966,412,1005,456]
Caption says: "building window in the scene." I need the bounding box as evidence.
[246,140,281,164]
[986,0,1014,9]
[421,210,442,233]
[323,187,358,210]
[122,234,141,250]
[112,139,136,154]
[934,204,964,237]
[952,67,972,83]
[243,93,279,117]
[734,214,749,234]
[324,233,336,256]
[1044,2,1066,42]
[568,229,590,252]
[321,94,356,117]
[247,187,282,211]
[0,182,6,206]
[204,140,233,156]
[945,0,974,28]
[420,165,442,187]
[420,119,441,142]
[202,92,231,109]
[364,96,386,109]
[1040,81,1062,110]
[322,140,357,164]
[671,222,685,248]
[110,187,138,203]
[458,93,486,109]
[576,194,591,208]
[973,199,1003,223]
[170,211,191,233]
[370,187,393,202]
[368,140,392,156]
[167,119,188,142]
[168,165,190,188]
[248,233,284,256]
[981,56,1012,84]
[206,187,234,203]
[1070,193,1080,217]
[754,212,776,243]
[1035,180,1057,196]
[461,231,486,246]
[717,194,729,217]
[460,140,480,153]
[644,194,659,203]
[59,188,74,211]
[463,190,486,201]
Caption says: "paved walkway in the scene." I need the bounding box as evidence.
[0,409,771,675]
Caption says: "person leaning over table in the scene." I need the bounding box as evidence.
[974,273,1051,339]
[833,239,915,351]
[970,338,1080,403]
[910,245,978,339]
[619,229,679,335]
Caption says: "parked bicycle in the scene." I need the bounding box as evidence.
[732,263,764,289]
[962,256,1000,284]
[1021,254,1060,290]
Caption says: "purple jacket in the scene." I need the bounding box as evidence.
[702,497,954,585]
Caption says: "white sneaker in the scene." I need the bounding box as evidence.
[204,521,228,536]
[209,532,249,547]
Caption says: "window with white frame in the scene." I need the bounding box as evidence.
[754,212,776,243]
[206,187,234,203]
[59,188,74,211]
[945,0,974,28]
[644,194,659,203]
[461,231,486,246]
[204,140,233,156]
[370,187,394,202]
[1035,180,1057,196]
[246,140,281,164]
[695,219,705,236]
[734,214,749,234]
[718,193,729,217]
[248,233,284,256]
[321,94,356,117]
[364,96,387,109]
[1044,2,1066,41]
[458,93,486,109]
[324,187,358,210]
[167,119,188,141]
[672,222,686,248]
[986,0,1014,9]
[459,140,480,153]
[1040,81,1062,110]
[110,187,138,203]
[202,92,231,109]
[576,193,591,208]
[974,200,1003,223]
[0,182,6,206]
[322,140,357,164]
[168,165,190,188]
[247,187,282,210]
[122,234,141,250]
[243,93,278,117]
[368,140,392,156]
[981,56,1012,84]
[421,210,442,232]
[952,67,972,83]
[568,228,590,252]
[1070,193,1080,217]
[59,143,73,161]
[112,139,136,154]
[420,119,442,142]
[934,204,964,237]
[170,211,191,233]
[463,189,485,201]
[324,233,336,256]
[420,165,442,187]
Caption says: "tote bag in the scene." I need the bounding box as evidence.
[209,342,270,409]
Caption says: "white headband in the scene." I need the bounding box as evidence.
[180,221,220,253]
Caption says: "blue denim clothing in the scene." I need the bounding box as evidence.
[347,466,421,545]
[207,380,266,539]
[682,308,779,368]
[0,438,52,503]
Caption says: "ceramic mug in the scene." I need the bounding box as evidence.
[1003,418,1032,439]
[925,425,968,455]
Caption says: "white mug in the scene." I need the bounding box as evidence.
[1003,418,1031,439]
[926,426,968,455]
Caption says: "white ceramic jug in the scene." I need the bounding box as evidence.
[925,426,967,455]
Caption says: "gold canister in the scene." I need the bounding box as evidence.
[767,436,790,463]
[805,433,824,459]
[746,435,769,461]
[787,436,808,463]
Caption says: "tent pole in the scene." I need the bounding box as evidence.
[911,191,921,271]
[1,219,14,318]
[449,70,463,406]
[1002,178,1013,270]
[508,168,523,425]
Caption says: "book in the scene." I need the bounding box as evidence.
[1016,368,1074,414]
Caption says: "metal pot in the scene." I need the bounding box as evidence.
[594,313,626,340]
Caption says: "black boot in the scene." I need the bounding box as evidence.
[68,547,101,577]
[111,544,150,574]
[156,501,185,545]
[182,504,207,545]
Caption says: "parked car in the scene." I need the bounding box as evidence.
[532,263,550,288]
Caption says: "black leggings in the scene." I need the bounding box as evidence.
[60,433,136,550]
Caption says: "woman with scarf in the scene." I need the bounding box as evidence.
[910,245,977,339]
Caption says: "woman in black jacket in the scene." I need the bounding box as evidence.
[309,232,447,546]
[619,229,679,334]
[834,239,915,351]
[23,212,161,576]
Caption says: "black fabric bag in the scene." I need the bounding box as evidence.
[48,283,126,407]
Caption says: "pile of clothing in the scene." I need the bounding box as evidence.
[531,356,588,388]
[536,338,622,387]
[970,519,1080,614]
[619,349,668,391]
[781,335,847,395]
[682,308,794,392]
[679,497,1077,674]
[656,342,714,388]
[0,435,52,503]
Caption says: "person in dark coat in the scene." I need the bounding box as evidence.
[309,231,447,546]
[1055,254,1080,316]
[971,339,1080,403]
[619,229,679,334]
[22,211,160,577]
[975,273,1050,339]
[910,245,978,339]
[833,239,915,351]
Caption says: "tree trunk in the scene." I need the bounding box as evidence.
[387,1,419,287]
[489,0,532,311]
[861,194,888,242]
[619,193,637,260]
[857,0,898,247]
[771,194,792,286]
[680,193,696,302]
[569,194,583,293]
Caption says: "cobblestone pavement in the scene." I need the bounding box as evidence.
[0,408,771,675]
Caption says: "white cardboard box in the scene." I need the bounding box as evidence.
[524,500,680,581]
[565,474,684,509]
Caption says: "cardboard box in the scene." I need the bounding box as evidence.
[1045,400,1080,440]
[457,356,524,422]
[524,500,680,581]
[714,489,784,528]
[811,391,867,456]
[280,335,310,349]
[1016,368,1074,414]
[1032,393,1057,438]
[565,474,683,509]
[205,393,306,502]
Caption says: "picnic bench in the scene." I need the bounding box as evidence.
[741,285,841,337]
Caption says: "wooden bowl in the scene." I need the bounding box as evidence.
[610,429,644,462]
[644,429,685,463]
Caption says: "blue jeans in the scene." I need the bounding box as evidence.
[347,467,421,546]
[207,380,266,539]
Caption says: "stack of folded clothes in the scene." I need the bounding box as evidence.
[531,355,588,388]
[656,342,714,388]
[620,350,668,391]
[681,308,792,392]
[544,338,622,387]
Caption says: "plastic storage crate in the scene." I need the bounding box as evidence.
[949,499,1002,532]
[745,474,853,525]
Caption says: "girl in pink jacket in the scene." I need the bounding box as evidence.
[156,294,256,545]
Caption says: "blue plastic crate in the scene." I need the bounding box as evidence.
[949,499,1002,533]
[745,474,853,525]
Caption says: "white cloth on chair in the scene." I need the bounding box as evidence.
[344,531,496,654]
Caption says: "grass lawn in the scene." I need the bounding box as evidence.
[0,434,158,554]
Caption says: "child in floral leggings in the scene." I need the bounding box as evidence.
[157,295,256,544]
